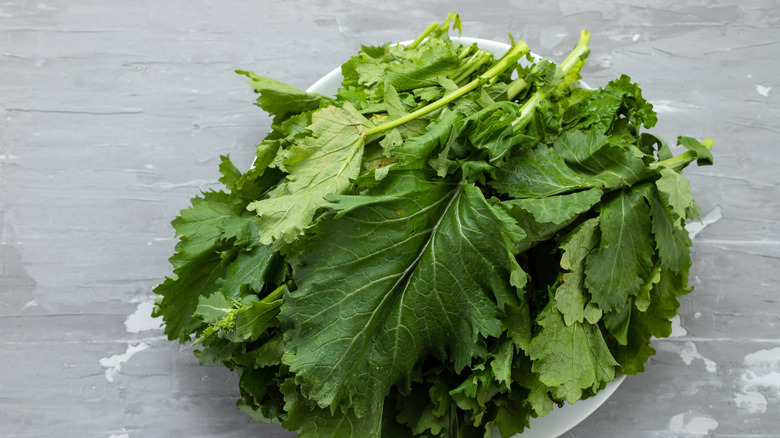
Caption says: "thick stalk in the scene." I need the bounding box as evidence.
[560,30,591,75]
[452,51,493,85]
[506,77,529,101]
[650,138,715,171]
[512,30,591,126]
[408,21,440,49]
[262,283,287,303]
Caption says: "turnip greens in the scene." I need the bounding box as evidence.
[153,14,713,437]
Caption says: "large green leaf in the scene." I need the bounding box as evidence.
[655,166,701,226]
[281,171,524,415]
[491,145,589,198]
[554,218,603,326]
[168,190,258,267]
[503,187,603,225]
[247,102,372,244]
[384,38,461,91]
[584,186,655,312]
[646,185,692,272]
[552,129,650,190]
[153,186,263,341]
[526,301,618,403]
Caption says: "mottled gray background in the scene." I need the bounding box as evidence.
[1,1,778,437]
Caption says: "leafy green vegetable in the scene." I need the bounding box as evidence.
[153,14,712,437]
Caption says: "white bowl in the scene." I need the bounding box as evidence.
[305,36,625,438]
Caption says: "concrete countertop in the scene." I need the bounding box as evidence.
[2,1,778,437]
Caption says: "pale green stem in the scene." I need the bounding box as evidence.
[513,30,591,125]
[457,45,474,60]
[506,77,529,101]
[650,138,715,170]
[452,51,493,84]
[262,284,287,303]
[363,41,531,137]
[408,21,439,49]
[560,30,591,74]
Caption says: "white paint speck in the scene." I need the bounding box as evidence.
[669,315,688,337]
[608,33,641,42]
[596,54,613,68]
[734,347,780,414]
[756,84,772,97]
[680,342,717,373]
[694,312,702,319]
[338,25,356,38]
[686,206,723,240]
[651,100,680,114]
[0,154,18,161]
[144,163,154,169]
[734,391,768,414]
[669,411,719,436]
[125,299,162,333]
[658,341,717,373]
[23,299,39,309]
[99,342,149,383]
[108,431,130,438]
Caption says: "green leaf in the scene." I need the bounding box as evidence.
[280,379,383,438]
[247,103,372,244]
[678,135,714,166]
[554,218,603,326]
[501,298,533,352]
[391,107,460,164]
[238,333,285,368]
[640,132,673,160]
[527,302,618,403]
[235,141,286,201]
[194,292,234,324]
[574,91,622,133]
[218,246,283,299]
[604,74,658,130]
[503,187,603,225]
[237,70,329,116]
[458,101,524,164]
[218,155,242,192]
[647,185,692,272]
[231,288,285,342]
[153,188,263,341]
[169,191,258,266]
[490,337,515,388]
[492,392,533,437]
[154,251,228,341]
[491,145,589,198]
[553,129,650,190]
[384,38,461,91]
[584,186,655,312]
[655,166,701,226]
[193,291,283,346]
[395,381,449,436]
[606,268,689,375]
[282,172,523,415]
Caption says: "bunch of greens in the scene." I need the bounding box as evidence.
[153,14,713,437]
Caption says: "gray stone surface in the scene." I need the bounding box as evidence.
[1,1,778,437]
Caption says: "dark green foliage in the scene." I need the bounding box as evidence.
[154,14,711,437]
